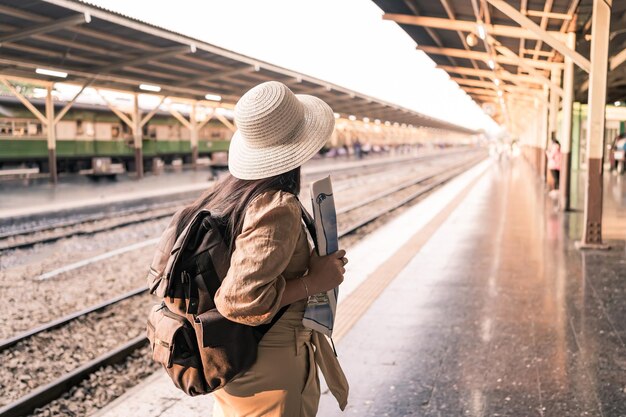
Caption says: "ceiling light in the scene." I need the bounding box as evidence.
[488,59,496,70]
[204,93,222,101]
[139,84,161,92]
[363,117,370,123]
[494,78,500,86]
[35,68,67,78]
[466,32,478,47]
[348,115,357,121]
[374,119,381,125]
[477,23,486,40]
[614,101,622,106]
[333,112,341,119]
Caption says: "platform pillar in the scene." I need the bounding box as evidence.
[537,87,550,181]
[579,0,612,248]
[45,85,58,185]
[560,32,576,211]
[190,102,199,169]
[132,93,144,179]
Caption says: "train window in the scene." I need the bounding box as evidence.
[0,120,12,136]
[76,119,84,135]
[84,121,95,137]
[147,125,157,139]
[13,121,27,137]
[111,125,121,139]
[27,122,40,136]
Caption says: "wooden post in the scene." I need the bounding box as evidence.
[578,0,612,249]
[132,93,144,179]
[190,102,199,169]
[45,85,57,184]
[560,32,576,211]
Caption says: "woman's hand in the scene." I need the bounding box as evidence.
[306,249,348,294]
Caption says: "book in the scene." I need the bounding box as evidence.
[302,176,339,337]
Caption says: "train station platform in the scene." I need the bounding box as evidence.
[94,157,626,417]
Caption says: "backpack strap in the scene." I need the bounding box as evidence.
[298,200,318,252]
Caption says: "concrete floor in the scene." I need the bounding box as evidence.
[318,158,626,416]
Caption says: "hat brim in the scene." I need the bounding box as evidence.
[228,94,334,180]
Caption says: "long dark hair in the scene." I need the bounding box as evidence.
[175,167,301,253]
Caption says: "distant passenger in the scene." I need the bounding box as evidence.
[353,138,363,159]
[174,81,348,416]
[546,138,561,195]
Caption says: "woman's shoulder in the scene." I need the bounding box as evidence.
[245,190,301,225]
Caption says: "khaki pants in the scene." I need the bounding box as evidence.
[212,310,320,417]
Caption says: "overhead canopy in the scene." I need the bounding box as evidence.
[373,0,626,119]
[0,0,477,134]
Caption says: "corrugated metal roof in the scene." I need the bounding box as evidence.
[0,0,478,134]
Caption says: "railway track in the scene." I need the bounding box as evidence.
[0,149,476,252]
[0,153,485,417]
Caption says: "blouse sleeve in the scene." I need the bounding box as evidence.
[214,190,302,326]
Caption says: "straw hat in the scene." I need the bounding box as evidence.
[228,81,335,180]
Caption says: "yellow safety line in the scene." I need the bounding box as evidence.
[333,169,488,342]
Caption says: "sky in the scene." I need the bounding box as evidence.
[86,0,499,132]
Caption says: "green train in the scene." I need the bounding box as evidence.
[0,95,232,175]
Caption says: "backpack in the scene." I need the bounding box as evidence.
[146,205,314,395]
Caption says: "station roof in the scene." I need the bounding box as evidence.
[373,0,626,122]
[0,0,477,134]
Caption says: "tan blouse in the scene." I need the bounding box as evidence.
[213,189,348,410]
[214,190,310,325]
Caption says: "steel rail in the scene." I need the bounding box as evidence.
[0,286,148,351]
[0,153,485,417]
[337,156,484,237]
[0,336,147,417]
[0,149,477,252]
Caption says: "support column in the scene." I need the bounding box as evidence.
[578,0,612,248]
[539,88,550,180]
[132,93,144,179]
[560,32,576,211]
[45,85,58,184]
[190,102,199,169]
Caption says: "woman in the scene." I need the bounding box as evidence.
[175,81,349,416]
[546,138,561,193]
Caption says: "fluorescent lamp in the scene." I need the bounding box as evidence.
[204,93,222,101]
[466,32,478,47]
[139,84,161,92]
[477,23,486,40]
[35,68,67,78]
[488,59,495,70]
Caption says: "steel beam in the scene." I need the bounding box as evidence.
[0,77,48,124]
[485,0,591,73]
[609,47,626,71]
[0,13,88,46]
[578,0,612,248]
[176,65,256,87]
[418,45,563,71]
[94,45,193,74]
[383,13,563,40]
[560,32,575,211]
[438,65,544,85]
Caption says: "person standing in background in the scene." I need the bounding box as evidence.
[546,137,561,197]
